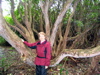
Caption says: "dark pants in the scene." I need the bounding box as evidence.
[36,65,47,75]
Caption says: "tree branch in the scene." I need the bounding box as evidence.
[67,25,93,41]
[39,13,44,31]
[10,0,27,34]
[7,24,27,39]
[50,46,100,67]
[23,2,35,42]
[28,1,32,25]
[62,0,80,50]
[50,0,73,47]
[24,2,31,30]
[17,0,23,20]
[0,0,2,14]
[39,0,50,40]
[69,25,93,49]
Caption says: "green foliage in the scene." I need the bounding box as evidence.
[63,10,71,24]
[32,0,39,4]
[0,37,6,45]
[59,67,69,75]
[14,10,22,22]
[66,70,68,75]
[0,56,11,72]
[57,63,69,75]
[4,15,14,25]
[60,68,64,75]
[87,12,99,22]
[0,57,7,68]
[75,20,84,27]
[0,48,17,74]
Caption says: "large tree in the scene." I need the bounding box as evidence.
[0,0,100,72]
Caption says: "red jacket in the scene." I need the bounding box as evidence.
[24,40,51,66]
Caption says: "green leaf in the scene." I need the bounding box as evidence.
[75,20,84,27]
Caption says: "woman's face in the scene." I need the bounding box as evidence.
[39,34,45,41]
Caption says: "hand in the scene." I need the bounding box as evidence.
[45,66,48,69]
[21,39,24,42]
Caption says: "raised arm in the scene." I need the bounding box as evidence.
[21,39,38,49]
[23,41,37,47]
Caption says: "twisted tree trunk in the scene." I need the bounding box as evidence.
[0,14,100,67]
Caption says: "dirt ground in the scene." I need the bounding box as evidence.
[0,46,100,75]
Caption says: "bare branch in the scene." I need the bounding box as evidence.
[39,0,50,40]
[10,0,27,33]
[50,0,73,47]
[23,2,35,42]
[17,1,23,19]
[39,13,44,31]
[50,46,100,67]
[24,2,31,30]
[28,1,32,24]
[8,24,27,39]
[32,28,38,35]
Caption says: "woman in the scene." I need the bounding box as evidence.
[22,32,51,75]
